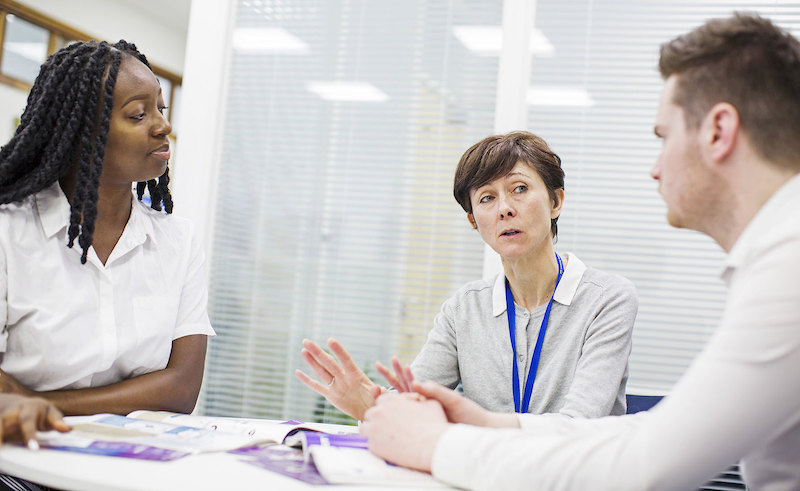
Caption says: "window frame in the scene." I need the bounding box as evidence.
[0,0,182,129]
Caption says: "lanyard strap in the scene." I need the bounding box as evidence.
[506,252,564,414]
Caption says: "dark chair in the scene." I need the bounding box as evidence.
[699,464,747,491]
[625,393,663,414]
[624,393,747,490]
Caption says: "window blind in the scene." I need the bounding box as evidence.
[200,0,504,422]
[197,0,800,421]
[526,0,800,393]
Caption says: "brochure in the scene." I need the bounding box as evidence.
[35,411,446,487]
[229,445,328,485]
[229,436,446,487]
[127,410,357,444]
[282,427,369,459]
[311,446,449,487]
[36,411,359,462]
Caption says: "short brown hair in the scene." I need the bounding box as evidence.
[453,131,565,238]
[659,13,800,169]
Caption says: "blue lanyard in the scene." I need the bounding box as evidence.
[505,252,564,414]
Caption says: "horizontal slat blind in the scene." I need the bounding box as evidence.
[528,0,800,393]
[201,0,503,422]
[200,0,800,420]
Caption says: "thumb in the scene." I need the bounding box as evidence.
[367,384,384,401]
[46,406,71,433]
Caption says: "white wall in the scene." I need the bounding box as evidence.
[170,0,235,264]
[12,0,188,74]
[0,0,190,163]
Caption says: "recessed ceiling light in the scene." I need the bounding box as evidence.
[306,81,388,102]
[232,27,309,54]
[453,26,554,57]
[527,87,594,107]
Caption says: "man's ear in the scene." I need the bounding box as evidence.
[702,102,739,164]
[467,213,477,229]
[551,188,565,219]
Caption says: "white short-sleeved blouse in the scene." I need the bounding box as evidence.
[0,183,215,391]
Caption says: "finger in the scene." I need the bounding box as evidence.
[402,364,415,390]
[0,407,21,442]
[45,406,70,433]
[17,406,39,449]
[375,361,403,391]
[300,349,336,384]
[295,369,330,396]
[302,339,339,369]
[302,340,343,378]
[391,357,411,392]
[327,339,361,376]
[367,383,384,401]
[395,361,413,392]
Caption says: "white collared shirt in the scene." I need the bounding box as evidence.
[432,173,800,490]
[0,183,215,391]
[489,251,588,315]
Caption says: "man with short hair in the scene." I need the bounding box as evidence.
[359,13,800,490]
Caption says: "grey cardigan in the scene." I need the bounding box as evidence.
[411,253,638,417]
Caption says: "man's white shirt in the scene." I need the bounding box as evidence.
[432,173,800,490]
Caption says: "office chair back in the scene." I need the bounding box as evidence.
[625,394,663,414]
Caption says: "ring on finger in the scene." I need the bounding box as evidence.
[327,376,336,387]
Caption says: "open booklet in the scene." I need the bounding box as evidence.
[35,411,446,487]
[36,410,362,462]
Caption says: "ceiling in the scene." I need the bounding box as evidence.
[116,0,194,35]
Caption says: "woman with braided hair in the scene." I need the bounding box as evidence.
[0,40,215,418]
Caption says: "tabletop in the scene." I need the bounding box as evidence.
[0,443,452,491]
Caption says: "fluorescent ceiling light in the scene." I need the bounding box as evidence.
[527,87,595,107]
[453,26,554,57]
[306,81,388,102]
[232,27,309,54]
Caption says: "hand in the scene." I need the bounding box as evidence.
[412,380,520,428]
[295,338,384,421]
[375,356,415,393]
[360,392,448,473]
[0,369,35,397]
[0,394,71,447]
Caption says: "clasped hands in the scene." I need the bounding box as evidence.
[295,338,517,472]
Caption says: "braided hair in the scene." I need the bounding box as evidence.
[0,40,174,264]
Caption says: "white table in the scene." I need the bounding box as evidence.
[0,444,448,490]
